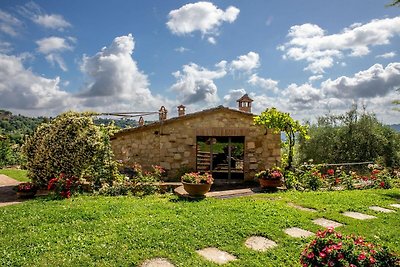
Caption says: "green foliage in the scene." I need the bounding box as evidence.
[22,111,120,187]
[0,169,29,182]
[387,0,400,6]
[298,107,400,167]
[254,107,309,169]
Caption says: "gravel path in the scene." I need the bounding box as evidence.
[0,174,22,207]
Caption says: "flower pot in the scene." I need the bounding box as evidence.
[16,191,36,198]
[182,182,212,197]
[259,178,283,188]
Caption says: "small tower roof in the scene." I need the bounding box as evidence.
[236,94,253,103]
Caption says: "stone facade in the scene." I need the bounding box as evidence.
[111,107,281,181]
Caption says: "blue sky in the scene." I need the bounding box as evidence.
[0,0,399,123]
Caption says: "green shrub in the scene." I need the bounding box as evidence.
[22,111,120,187]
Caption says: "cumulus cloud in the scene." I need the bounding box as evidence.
[0,10,22,37]
[33,14,71,30]
[248,73,279,93]
[230,52,260,73]
[17,2,71,31]
[36,36,74,71]
[282,83,322,109]
[223,88,247,107]
[0,41,12,53]
[166,2,239,42]
[0,53,70,111]
[308,75,324,83]
[175,46,189,53]
[322,62,400,98]
[279,16,400,73]
[170,61,227,104]
[79,34,163,111]
[376,51,397,59]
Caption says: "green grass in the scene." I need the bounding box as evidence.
[0,189,399,266]
[0,169,29,182]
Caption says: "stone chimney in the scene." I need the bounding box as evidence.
[236,94,253,113]
[159,106,167,121]
[177,105,186,117]
[138,116,144,126]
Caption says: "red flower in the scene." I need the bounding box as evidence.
[358,252,366,261]
[372,169,380,175]
[380,181,385,188]
[327,169,335,176]
[369,256,376,264]
[307,252,315,259]
[337,253,344,260]
[335,178,341,184]
[319,252,327,258]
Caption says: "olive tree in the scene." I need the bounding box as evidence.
[254,107,309,169]
[23,111,120,187]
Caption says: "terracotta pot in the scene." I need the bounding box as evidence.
[259,178,283,188]
[182,182,212,196]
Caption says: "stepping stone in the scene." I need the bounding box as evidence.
[284,227,314,238]
[196,247,237,264]
[390,204,400,209]
[369,206,395,213]
[313,218,343,228]
[342,212,377,220]
[140,258,174,267]
[287,203,317,212]
[244,236,277,252]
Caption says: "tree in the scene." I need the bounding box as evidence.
[298,107,400,167]
[387,0,400,6]
[254,107,309,169]
[22,111,120,187]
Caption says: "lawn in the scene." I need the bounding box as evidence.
[0,169,29,182]
[0,189,399,266]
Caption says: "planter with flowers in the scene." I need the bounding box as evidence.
[181,172,214,197]
[16,182,38,198]
[255,166,284,188]
[300,227,399,266]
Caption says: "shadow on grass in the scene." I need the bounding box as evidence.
[382,192,400,201]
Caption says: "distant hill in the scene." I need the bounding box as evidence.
[389,124,400,132]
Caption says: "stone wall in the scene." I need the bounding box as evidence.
[111,108,281,181]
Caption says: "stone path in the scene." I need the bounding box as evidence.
[284,227,314,238]
[369,206,395,213]
[140,258,175,267]
[196,247,237,264]
[342,211,377,220]
[287,202,317,212]
[0,174,22,207]
[313,218,343,228]
[390,203,400,208]
[244,236,277,252]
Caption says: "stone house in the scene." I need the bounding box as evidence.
[111,95,281,182]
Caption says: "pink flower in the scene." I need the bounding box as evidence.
[358,252,366,261]
[319,252,326,258]
[369,256,376,264]
[307,252,314,259]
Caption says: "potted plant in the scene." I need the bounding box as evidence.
[181,172,214,197]
[255,166,284,188]
[16,182,38,198]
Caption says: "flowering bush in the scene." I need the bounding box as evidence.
[255,166,283,180]
[17,182,37,193]
[181,172,213,184]
[300,227,399,267]
[48,173,81,199]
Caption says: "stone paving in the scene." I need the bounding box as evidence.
[342,211,377,220]
[390,203,400,208]
[196,247,237,264]
[0,174,22,207]
[244,236,277,252]
[287,202,317,212]
[140,258,175,267]
[369,206,395,213]
[284,227,314,238]
[313,218,343,228]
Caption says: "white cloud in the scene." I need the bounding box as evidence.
[376,51,397,59]
[0,41,12,53]
[282,83,322,109]
[248,73,279,92]
[322,62,400,98]
[175,46,189,53]
[207,36,216,44]
[230,52,260,73]
[79,34,163,111]
[223,88,247,107]
[45,54,67,71]
[0,53,71,112]
[36,37,74,71]
[279,16,400,73]
[308,75,323,83]
[17,2,71,31]
[171,61,227,104]
[0,10,22,37]
[166,2,239,42]
[33,14,71,30]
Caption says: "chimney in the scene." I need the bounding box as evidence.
[138,116,144,126]
[236,94,253,113]
[177,104,186,117]
[159,106,167,121]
